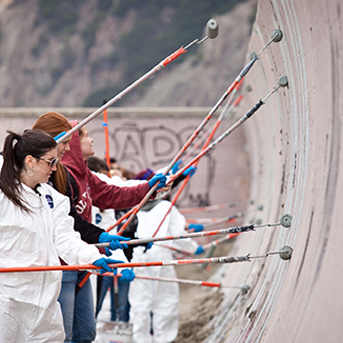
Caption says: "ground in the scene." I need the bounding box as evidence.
[175,238,237,343]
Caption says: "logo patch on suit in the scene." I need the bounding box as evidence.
[95,213,102,224]
[45,194,54,209]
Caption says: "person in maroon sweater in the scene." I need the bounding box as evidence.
[60,122,167,343]
[61,122,157,222]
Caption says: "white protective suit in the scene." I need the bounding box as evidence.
[128,200,199,343]
[91,206,128,263]
[0,182,104,343]
[91,170,141,262]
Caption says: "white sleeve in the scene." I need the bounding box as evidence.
[51,188,103,265]
[93,171,145,186]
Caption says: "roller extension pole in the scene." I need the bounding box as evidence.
[114,200,241,234]
[102,100,111,170]
[104,224,255,247]
[179,202,239,214]
[169,76,289,182]
[0,246,293,274]
[156,243,194,256]
[187,212,243,228]
[96,218,291,248]
[56,19,219,145]
[0,255,250,274]
[119,273,222,288]
[182,79,244,161]
[186,204,264,226]
[98,214,291,250]
[195,214,292,253]
[116,31,283,235]
[152,80,244,238]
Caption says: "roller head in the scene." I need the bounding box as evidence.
[278,75,289,88]
[271,29,283,42]
[240,284,250,294]
[206,19,219,39]
[279,245,293,260]
[280,213,292,227]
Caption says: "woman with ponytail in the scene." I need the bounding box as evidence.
[0,129,120,342]
[33,112,133,342]
[32,112,166,343]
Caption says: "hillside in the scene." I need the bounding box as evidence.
[0,0,256,107]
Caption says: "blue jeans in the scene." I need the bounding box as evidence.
[96,275,130,322]
[58,271,96,343]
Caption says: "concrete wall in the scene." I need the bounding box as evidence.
[0,107,249,210]
[205,0,343,342]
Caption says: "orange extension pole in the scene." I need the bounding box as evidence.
[156,243,194,256]
[107,273,222,288]
[179,202,239,215]
[56,46,187,145]
[0,254,250,274]
[187,213,243,231]
[78,105,110,289]
[102,102,111,170]
[96,224,255,248]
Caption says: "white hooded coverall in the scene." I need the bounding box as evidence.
[0,183,103,343]
[128,200,199,343]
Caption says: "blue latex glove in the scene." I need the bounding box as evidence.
[105,248,112,257]
[148,173,167,190]
[119,269,135,282]
[99,232,130,250]
[188,223,204,232]
[183,165,197,178]
[92,258,123,275]
[171,160,182,174]
[143,241,154,253]
[195,246,205,255]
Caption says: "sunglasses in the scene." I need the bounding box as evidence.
[37,157,59,168]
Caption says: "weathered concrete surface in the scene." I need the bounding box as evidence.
[205,0,343,342]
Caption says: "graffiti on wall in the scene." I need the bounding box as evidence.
[90,121,216,207]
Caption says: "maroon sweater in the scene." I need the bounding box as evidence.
[61,124,150,223]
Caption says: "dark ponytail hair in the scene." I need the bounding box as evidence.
[0,129,57,212]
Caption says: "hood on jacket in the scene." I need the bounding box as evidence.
[61,120,88,179]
